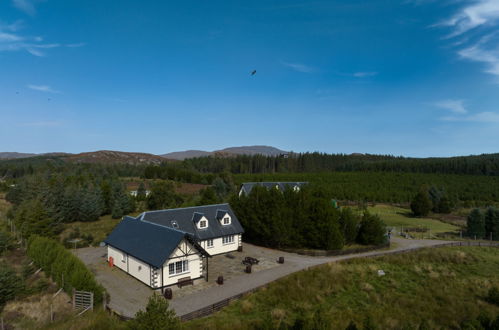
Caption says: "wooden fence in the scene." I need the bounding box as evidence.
[178,240,499,322]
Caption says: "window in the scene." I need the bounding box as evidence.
[222,235,234,244]
[223,217,230,225]
[171,221,178,229]
[207,239,214,248]
[199,220,207,228]
[169,260,189,276]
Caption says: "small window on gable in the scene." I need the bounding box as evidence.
[171,220,179,229]
[223,217,230,225]
[199,220,207,229]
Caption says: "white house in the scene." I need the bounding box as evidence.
[136,203,244,256]
[105,217,210,289]
[104,203,244,288]
[238,182,308,197]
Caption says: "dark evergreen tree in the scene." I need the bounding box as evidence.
[147,181,179,210]
[356,212,386,245]
[410,187,432,216]
[199,187,219,205]
[136,182,147,201]
[128,294,180,330]
[467,208,485,239]
[484,207,499,241]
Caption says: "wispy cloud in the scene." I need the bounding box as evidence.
[12,0,36,16]
[434,99,468,114]
[352,72,378,78]
[458,33,499,76]
[441,111,499,123]
[438,0,499,37]
[0,21,64,56]
[434,0,499,78]
[27,84,61,93]
[281,61,316,73]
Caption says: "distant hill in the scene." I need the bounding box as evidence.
[0,152,37,159]
[64,150,170,165]
[161,145,288,160]
[159,150,212,160]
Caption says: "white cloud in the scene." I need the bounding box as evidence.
[442,111,499,123]
[0,21,62,57]
[434,0,499,77]
[434,99,468,114]
[353,72,378,78]
[281,61,316,73]
[27,84,61,93]
[458,35,499,76]
[12,0,36,16]
[439,0,499,36]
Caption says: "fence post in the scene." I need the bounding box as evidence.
[103,291,106,311]
[72,288,75,309]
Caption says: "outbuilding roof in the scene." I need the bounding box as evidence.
[137,203,244,241]
[104,216,209,268]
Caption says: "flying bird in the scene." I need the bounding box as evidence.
[251,70,256,75]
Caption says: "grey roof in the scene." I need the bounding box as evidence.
[138,203,244,241]
[104,216,209,268]
[239,182,308,195]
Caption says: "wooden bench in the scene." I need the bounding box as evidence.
[177,277,193,288]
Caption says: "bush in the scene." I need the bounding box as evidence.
[27,235,105,303]
[127,294,180,330]
[411,189,432,217]
[0,262,24,310]
[356,212,387,245]
[487,287,499,306]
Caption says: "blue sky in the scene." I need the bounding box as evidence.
[1,0,499,157]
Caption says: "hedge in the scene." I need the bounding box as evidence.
[27,235,105,304]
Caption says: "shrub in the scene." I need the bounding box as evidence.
[27,235,105,303]
[127,294,180,330]
[411,189,432,217]
[0,262,24,310]
[357,212,386,245]
[487,287,499,306]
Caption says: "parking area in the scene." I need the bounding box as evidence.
[73,244,286,317]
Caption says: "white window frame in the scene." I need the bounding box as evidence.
[223,217,230,225]
[168,260,189,277]
[199,220,207,229]
[222,235,234,245]
[206,239,214,248]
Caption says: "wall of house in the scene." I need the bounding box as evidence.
[107,245,153,287]
[108,245,127,272]
[199,234,242,256]
[162,239,204,287]
[127,255,152,286]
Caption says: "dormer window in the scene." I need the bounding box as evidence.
[171,221,179,229]
[223,217,230,225]
[199,220,207,229]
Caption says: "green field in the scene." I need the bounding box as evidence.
[185,246,499,329]
[367,204,461,238]
[61,214,127,245]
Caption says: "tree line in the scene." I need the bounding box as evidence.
[185,152,499,176]
[467,207,499,240]
[229,185,387,250]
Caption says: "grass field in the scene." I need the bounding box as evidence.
[367,204,461,238]
[60,214,131,245]
[185,246,499,329]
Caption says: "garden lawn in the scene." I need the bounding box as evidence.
[368,204,460,236]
